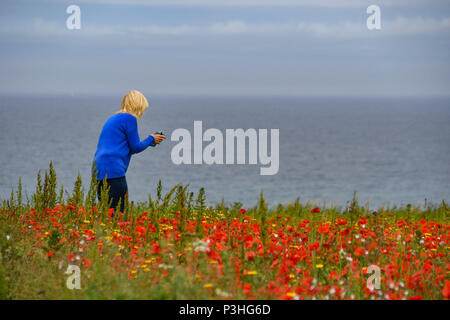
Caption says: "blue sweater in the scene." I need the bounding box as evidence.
[93,113,155,181]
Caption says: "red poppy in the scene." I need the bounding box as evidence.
[442,281,450,300]
[243,283,251,295]
[152,242,162,254]
[311,207,320,213]
[83,258,91,267]
[245,251,256,261]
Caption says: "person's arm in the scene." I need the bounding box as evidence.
[125,116,155,154]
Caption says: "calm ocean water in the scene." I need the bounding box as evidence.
[0,95,449,208]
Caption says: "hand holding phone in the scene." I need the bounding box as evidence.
[151,132,166,145]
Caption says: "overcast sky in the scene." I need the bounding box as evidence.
[0,0,449,96]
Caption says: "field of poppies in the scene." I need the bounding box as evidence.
[0,163,449,300]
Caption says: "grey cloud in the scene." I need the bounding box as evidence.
[71,0,449,7]
[2,16,450,40]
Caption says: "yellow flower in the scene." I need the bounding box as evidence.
[144,268,150,272]
[131,270,137,274]
[316,264,324,268]
[141,264,148,268]
[247,270,258,275]
[286,292,296,297]
[115,253,122,257]
[204,283,213,288]
[100,223,106,227]
[83,220,90,224]
[289,274,295,278]
[208,260,218,264]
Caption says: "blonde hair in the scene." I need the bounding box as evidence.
[117,90,149,119]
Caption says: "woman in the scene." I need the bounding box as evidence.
[92,90,165,213]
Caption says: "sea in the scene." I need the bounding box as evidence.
[0,94,449,209]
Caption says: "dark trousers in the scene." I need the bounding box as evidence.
[97,176,128,213]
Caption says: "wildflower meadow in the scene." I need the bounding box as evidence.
[0,162,449,300]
